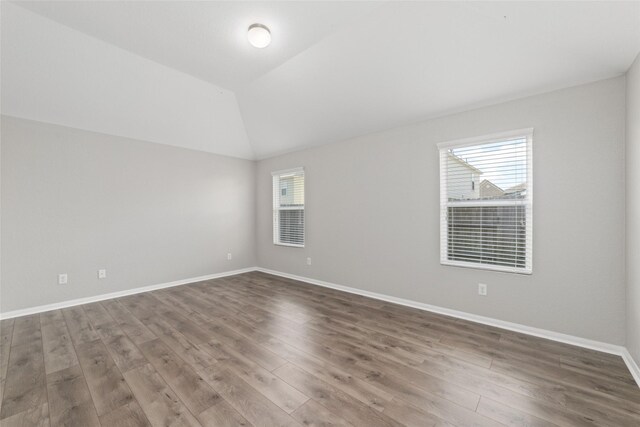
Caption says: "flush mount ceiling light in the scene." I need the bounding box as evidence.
[248,23,271,48]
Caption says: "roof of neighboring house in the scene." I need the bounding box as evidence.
[447,152,483,174]
[505,182,527,194]
[479,179,504,198]
[480,179,503,192]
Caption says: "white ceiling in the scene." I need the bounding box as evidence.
[3,1,640,159]
[1,2,254,159]
[12,1,382,91]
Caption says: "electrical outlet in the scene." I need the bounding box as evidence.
[478,283,488,296]
[306,257,312,266]
[58,274,68,285]
[227,252,232,260]
[98,269,107,279]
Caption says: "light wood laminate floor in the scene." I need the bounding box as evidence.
[1,271,638,426]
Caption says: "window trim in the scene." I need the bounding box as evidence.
[272,167,305,248]
[438,128,533,275]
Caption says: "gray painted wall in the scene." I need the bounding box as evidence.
[256,77,627,345]
[627,54,640,361]
[1,116,256,312]
[1,77,630,349]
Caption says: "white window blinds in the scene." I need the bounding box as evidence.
[438,129,533,274]
[272,167,305,247]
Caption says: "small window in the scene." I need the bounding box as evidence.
[272,167,305,247]
[438,129,533,274]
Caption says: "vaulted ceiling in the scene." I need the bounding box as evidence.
[3,1,640,159]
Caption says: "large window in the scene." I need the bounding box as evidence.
[272,167,305,247]
[438,129,533,274]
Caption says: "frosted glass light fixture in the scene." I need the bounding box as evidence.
[248,23,271,48]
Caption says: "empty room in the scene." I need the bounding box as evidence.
[1,1,639,426]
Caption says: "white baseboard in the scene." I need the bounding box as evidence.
[0,267,258,320]
[621,348,640,388]
[256,267,640,388]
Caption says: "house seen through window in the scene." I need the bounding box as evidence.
[438,130,533,274]
[272,168,305,247]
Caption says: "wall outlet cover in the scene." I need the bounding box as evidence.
[478,283,488,296]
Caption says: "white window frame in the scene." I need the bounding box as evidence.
[272,167,305,248]
[438,129,533,274]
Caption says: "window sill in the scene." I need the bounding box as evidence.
[274,242,305,248]
[441,260,532,275]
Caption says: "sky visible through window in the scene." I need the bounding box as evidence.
[451,138,527,191]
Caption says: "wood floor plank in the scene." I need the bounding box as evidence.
[99,400,152,427]
[359,366,503,427]
[476,396,565,427]
[197,365,301,427]
[262,337,394,412]
[559,357,636,385]
[306,317,425,365]
[62,306,100,346]
[144,316,218,371]
[196,401,252,427]
[152,310,212,344]
[47,364,101,427]
[0,403,49,427]
[101,300,157,345]
[0,319,15,381]
[187,286,288,327]
[381,398,452,427]
[291,399,353,427]
[265,292,490,367]
[256,316,501,427]
[177,288,274,343]
[5,272,640,426]
[274,363,403,427]
[491,356,640,405]
[251,278,476,341]
[150,290,202,319]
[193,318,287,372]
[0,336,47,420]
[499,331,628,367]
[116,295,158,323]
[478,397,576,427]
[448,331,636,389]
[260,314,482,411]
[203,339,310,414]
[138,338,222,417]
[312,322,479,409]
[75,339,135,416]
[83,302,115,327]
[123,363,201,427]
[310,314,486,369]
[0,319,15,416]
[476,381,637,426]
[40,310,79,374]
[414,346,640,425]
[11,315,42,348]
[94,321,148,373]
